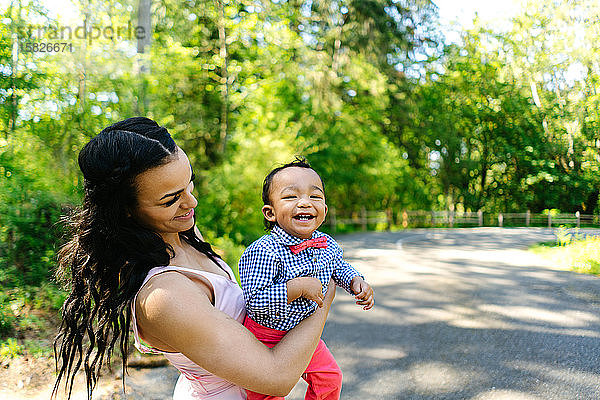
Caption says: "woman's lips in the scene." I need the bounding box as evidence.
[174,208,195,220]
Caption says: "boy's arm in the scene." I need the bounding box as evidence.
[328,239,364,294]
[239,245,289,322]
[329,238,375,310]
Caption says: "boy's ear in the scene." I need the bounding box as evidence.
[262,205,277,222]
[324,204,328,218]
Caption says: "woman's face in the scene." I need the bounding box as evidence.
[132,148,198,238]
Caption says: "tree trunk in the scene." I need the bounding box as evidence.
[477,146,489,210]
[331,13,348,75]
[215,0,229,155]
[136,0,152,115]
[8,0,21,137]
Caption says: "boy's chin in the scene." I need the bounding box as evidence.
[282,224,319,239]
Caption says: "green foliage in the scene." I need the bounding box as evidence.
[409,34,552,213]
[22,338,54,357]
[0,297,16,337]
[533,226,600,276]
[0,338,23,361]
[32,283,67,312]
[0,148,67,287]
[0,285,66,360]
[205,234,246,283]
[555,226,572,247]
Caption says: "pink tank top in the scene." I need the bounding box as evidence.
[131,262,247,399]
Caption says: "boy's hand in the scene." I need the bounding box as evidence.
[350,276,374,310]
[301,277,325,307]
[287,277,325,307]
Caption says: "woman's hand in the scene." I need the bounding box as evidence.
[322,279,336,309]
[287,277,325,306]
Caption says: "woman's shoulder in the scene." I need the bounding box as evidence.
[135,269,213,324]
[133,269,235,356]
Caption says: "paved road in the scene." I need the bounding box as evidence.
[287,228,600,400]
[42,228,600,400]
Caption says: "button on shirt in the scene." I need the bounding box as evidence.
[239,225,363,331]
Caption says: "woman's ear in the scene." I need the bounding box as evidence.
[262,205,276,222]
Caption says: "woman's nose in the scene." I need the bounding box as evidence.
[181,190,198,209]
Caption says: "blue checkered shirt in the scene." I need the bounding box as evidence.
[239,225,363,331]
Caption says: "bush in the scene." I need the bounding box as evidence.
[0,338,24,361]
[0,304,15,337]
[204,234,246,283]
[534,227,600,276]
[0,151,67,288]
[33,283,67,312]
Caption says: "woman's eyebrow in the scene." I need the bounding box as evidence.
[159,166,194,200]
[160,188,184,200]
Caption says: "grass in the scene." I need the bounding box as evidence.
[0,284,66,364]
[531,227,600,276]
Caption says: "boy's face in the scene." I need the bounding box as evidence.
[262,167,328,239]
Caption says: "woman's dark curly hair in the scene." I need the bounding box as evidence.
[52,117,224,400]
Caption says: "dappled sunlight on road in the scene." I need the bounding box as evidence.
[472,390,544,400]
[362,347,408,360]
[508,361,600,392]
[478,305,599,328]
[409,361,475,394]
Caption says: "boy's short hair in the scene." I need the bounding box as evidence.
[262,156,324,230]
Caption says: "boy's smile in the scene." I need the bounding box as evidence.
[262,167,328,239]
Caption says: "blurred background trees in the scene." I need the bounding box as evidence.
[1,0,599,289]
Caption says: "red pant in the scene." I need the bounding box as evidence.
[243,316,342,400]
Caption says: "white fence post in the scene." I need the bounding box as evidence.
[361,207,367,231]
[498,213,503,227]
[478,210,483,226]
[576,211,580,228]
[526,210,530,227]
[548,213,552,228]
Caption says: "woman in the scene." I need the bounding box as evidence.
[52,117,335,400]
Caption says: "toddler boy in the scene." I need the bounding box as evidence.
[239,157,374,400]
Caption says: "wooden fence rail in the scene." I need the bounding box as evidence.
[326,209,600,234]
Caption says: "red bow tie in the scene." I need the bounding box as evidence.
[289,236,328,254]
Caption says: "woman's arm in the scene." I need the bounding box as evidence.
[136,274,335,396]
